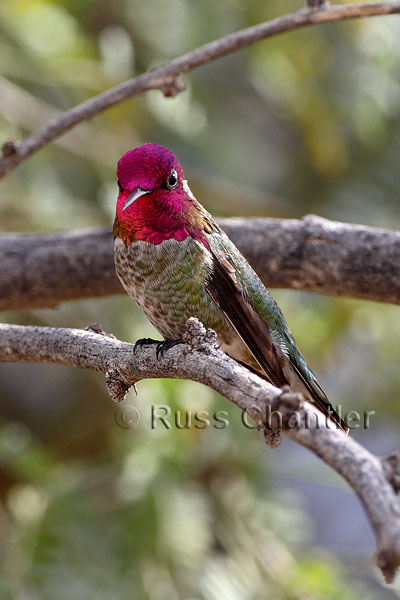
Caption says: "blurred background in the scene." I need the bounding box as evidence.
[0,0,400,597]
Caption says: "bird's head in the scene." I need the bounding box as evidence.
[116,143,185,211]
[114,144,191,244]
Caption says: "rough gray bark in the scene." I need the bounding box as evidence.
[0,317,399,583]
[1,215,399,311]
[1,1,400,178]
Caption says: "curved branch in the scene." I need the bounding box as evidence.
[1,215,399,311]
[1,1,400,177]
[0,318,399,582]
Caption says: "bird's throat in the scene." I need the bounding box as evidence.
[113,207,209,248]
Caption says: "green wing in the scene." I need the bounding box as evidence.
[204,230,348,434]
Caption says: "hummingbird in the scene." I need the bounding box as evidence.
[113,143,348,433]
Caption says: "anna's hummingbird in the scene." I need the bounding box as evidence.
[113,144,348,433]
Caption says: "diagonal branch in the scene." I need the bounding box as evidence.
[1,1,400,177]
[0,317,399,583]
[1,215,399,311]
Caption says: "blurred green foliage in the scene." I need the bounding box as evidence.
[1,0,400,598]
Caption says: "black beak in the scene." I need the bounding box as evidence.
[122,187,152,210]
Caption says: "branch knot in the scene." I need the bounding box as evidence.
[183,318,218,354]
[278,385,302,412]
[105,369,130,403]
[84,322,117,339]
[1,139,21,158]
[381,451,400,494]
[159,76,186,98]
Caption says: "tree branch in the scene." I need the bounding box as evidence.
[1,1,400,177]
[1,215,399,311]
[0,317,399,582]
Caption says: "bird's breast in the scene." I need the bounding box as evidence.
[114,236,228,340]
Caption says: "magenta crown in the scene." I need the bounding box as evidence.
[117,143,184,191]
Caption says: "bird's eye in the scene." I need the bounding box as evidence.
[167,170,178,188]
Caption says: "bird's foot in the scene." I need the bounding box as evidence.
[156,339,184,359]
[133,337,184,359]
[133,337,159,354]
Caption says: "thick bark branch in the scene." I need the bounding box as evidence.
[1,215,399,311]
[0,318,399,583]
[1,1,400,177]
